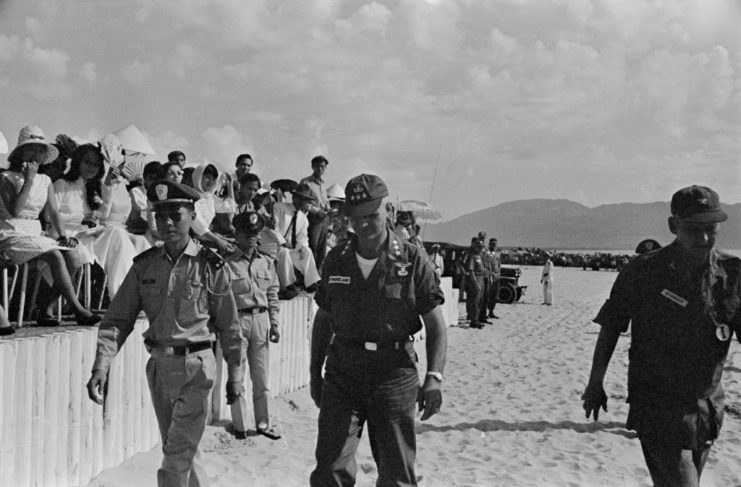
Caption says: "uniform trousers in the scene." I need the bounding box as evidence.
[478,277,490,322]
[307,213,329,270]
[465,275,484,322]
[311,340,420,487]
[146,348,216,487]
[542,279,553,304]
[230,311,271,432]
[488,277,500,313]
[639,435,711,487]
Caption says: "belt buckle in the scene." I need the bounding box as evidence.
[162,346,176,356]
[364,342,378,351]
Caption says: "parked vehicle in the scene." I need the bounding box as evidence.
[497,265,527,304]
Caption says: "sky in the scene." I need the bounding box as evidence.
[0,0,739,220]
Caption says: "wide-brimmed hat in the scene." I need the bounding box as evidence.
[326,183,345,201]
[8,125,59,165]
[292,183,318,204]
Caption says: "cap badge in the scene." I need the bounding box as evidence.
[349,183,369,203]
[698,198,708,205]
[249,213,258,224]
[155,184,168,200]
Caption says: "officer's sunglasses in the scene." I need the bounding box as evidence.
[155,210,187,223]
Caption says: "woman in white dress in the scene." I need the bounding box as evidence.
[0,125,100,326]
[51,144,140,300]
[190,162,235,254]
[541,252,554,305]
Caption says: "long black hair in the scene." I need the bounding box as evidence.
[65,144,106,211]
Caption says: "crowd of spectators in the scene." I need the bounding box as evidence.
[0,124,361,332]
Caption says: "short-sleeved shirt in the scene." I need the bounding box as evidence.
[465,248,485,276]
[226,249,280,327]
[315,231,444,343]
[92,239,244,382]
[594,242,741,445]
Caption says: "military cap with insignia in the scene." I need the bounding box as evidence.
[147,179,201,207]
[670,185,727,223]
[344,174,389,217]
[233,211,265,235]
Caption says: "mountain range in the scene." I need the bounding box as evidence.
[422,199,741,250]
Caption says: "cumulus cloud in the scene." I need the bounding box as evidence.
[202,125,253,171]
[80,61,97,85]
[121,60,152,87]
[21,39,69,78]
[0,0,738,217]
[0,34,20,61]
[144,130,191,159]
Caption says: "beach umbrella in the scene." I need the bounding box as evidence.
[112,124,155,154]
[270,179,298,193]
[398,200,442,220]
[0,130,7,154]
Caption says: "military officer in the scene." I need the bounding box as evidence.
[86,180,244,487]
[309,174,447,486]
[225,211,282,441]
[487,238,501,319]
[464,236,486,328]
[582,185,741,486]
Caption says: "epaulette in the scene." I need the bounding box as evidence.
[200,246,225,269]
[133,246,160,263]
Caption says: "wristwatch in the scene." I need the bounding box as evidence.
[426,371,443,382]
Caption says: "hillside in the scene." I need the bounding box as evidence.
[423,199,741,250]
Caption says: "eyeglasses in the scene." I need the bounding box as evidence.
[155,211,186,223]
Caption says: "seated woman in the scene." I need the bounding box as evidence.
[0,125,99,326]
[190,162,234,254]
[51,143,140,300]
[212,172,236,236]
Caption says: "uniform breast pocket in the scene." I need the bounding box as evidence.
[255,270,273,286]
[231,276,251,296]
[185,280,208,315]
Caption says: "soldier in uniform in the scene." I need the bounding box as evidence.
[478,235,493,325]
[86,180,244,487]
[464,236,486,328]
[309,174,447,486]
[582,185,741,486]
[487,238,501,319]
[225,211,282,441]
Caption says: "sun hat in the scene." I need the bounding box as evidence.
[670,185,728,223]
[8,125,59,165]
[326,183,345,201]
[292,183,318,203]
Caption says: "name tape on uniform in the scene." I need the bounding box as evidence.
[329,276,351,285]
[661,289,688,308]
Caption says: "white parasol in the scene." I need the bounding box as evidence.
[0,130,7,154]
[398,200,442,221]
[112,124,155,154]
[111,124,156,181]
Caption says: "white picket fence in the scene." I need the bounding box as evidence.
[0,322,158,487]
[0,282,459,487]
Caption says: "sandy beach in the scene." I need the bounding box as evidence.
[84,266,741,487]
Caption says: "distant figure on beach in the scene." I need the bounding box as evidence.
[487,237,501,319]
[582,185,741,487]
[465,236,486,328]
[541,252,553,305]
[309,174,446,486]
[87,180,244,486]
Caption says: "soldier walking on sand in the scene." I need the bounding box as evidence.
[309,174,447,486]
[582,185,741,487]
[87,180,244,487]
